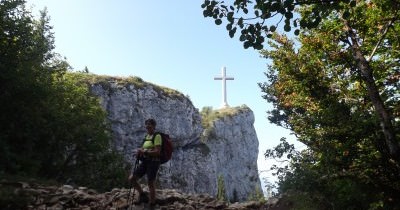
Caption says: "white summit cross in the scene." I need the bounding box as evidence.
[214,66,234,108]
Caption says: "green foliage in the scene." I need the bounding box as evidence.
[0,0,127,192]
[278,192,322,210]
[247,185,266,204]
[0,0,62,176]
[201,0,359,50]
[200,106,216,141]
[68,72,190,103]
[67,72,147,89]
[46,74,129,191]
[217,174,227,201]
[260,1,400,207]
[200,105,250,128]
[266,139,385,209]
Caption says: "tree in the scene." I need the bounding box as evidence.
[0,0,127,191]
[0,0,60,175]
[202,0,400,165]
[258,2,400,207]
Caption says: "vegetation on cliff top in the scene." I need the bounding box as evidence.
[67,71,191,104]
[200,105,251,142]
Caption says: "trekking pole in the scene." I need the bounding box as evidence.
[126,180,133,210]
[127,158,139,210]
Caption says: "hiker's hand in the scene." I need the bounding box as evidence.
[136,148,144,157]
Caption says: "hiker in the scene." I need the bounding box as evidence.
[128,118,161,208]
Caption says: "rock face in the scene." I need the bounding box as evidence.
[89,76,261,202]
[206,109,260,201]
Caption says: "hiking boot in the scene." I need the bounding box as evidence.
[148,202,157,210]
[134,192,149,205]
[149,204,156,210]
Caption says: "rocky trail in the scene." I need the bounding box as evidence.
[1,180,289,210]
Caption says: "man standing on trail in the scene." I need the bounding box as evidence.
[129,118,161,208]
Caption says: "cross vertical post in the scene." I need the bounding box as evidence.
[214,66,234,108]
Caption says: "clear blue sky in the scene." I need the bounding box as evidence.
[26,0,300,191]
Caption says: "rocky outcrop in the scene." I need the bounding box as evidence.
[1,180,269,210]
[88,75,261,202]
[206,108,260,201]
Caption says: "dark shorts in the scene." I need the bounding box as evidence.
[133,159,160,182]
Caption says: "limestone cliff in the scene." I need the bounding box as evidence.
[88,75,261,201]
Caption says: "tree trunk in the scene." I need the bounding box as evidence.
[343,21,400,161]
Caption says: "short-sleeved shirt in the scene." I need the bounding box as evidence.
[142,133,162,149]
